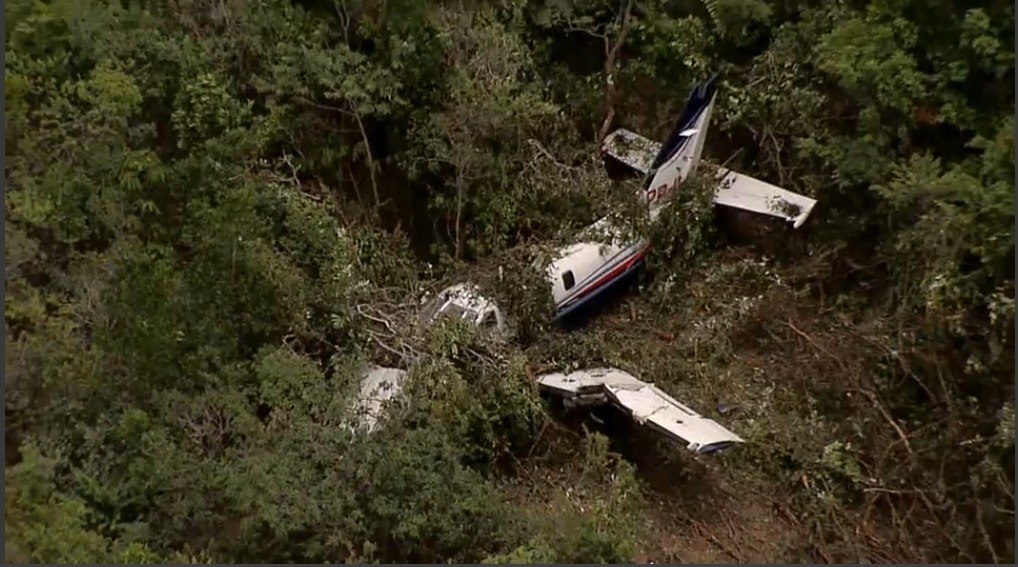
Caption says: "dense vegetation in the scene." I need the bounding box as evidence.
[4,0,1014,563]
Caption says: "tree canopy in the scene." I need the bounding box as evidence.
[5,0,1014,563]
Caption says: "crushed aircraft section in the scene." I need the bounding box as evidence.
[348,285,744,457]
[347,365,408,433]
[536,368,743,455]
[419,282,506,332]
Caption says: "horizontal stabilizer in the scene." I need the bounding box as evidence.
[536,368,743,454]
[602,128,662,174]
[714,168,817,229]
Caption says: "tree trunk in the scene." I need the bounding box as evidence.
[454,178,465,261]
[595,0,634,147]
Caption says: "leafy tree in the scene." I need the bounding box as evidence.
[4,0,1013,562]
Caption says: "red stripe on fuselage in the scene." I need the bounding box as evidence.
[559,243,651,309]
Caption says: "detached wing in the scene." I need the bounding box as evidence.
[714,168,818,229]
[536,368,743,455]
[605,382,744,455]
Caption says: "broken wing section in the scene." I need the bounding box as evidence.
[714,168,817,229]
[604,383,743,454]
[602,128,662,175]
[536,368,743,455]
[348,365,408,433]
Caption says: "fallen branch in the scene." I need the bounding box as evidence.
[356,304,396,333]
[691,520,744,562]
[526,418,551,459]
[853,388,914,456]
[527,138,577,170]
[783,319,845,370]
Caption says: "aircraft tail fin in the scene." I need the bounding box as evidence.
[644,75,720,212]
[600,76,819,229]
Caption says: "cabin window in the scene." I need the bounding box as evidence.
[562,270,575,291]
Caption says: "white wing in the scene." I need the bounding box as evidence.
[536,367,743,454]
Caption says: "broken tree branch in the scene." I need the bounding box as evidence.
[854,388,914,456]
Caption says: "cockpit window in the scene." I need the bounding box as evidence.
[562,270,575,291]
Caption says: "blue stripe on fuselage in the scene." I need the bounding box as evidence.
[552,257,646,322]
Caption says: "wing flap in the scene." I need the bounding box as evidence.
[714,168,817,229]
[602,128,662,174]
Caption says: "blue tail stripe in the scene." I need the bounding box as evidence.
[646,75,719,183]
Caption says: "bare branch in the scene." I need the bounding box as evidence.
[595,0,635,147]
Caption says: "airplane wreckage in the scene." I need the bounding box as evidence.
[348,75,817,456]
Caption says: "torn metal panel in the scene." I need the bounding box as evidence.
[349,365,408,433]
[536,367,646,407]
[714,168,817,229]
[602,128,661,174]
[420,283,506,332]
[536,368,744,455]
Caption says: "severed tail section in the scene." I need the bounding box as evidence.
[641,75,719,216]
[601,76,719,217]
[601,75,818,229]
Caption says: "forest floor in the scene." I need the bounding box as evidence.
[505,439,806,563]
[505,240,889,562]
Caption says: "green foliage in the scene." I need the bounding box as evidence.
[5,444,164,564]
[643,170,719,296]
[874,120,1014,376]
[816,15,925,116]
[400,324,546,463]
[704,0,772,41]
[485,433,644,564]
[403,4,576,259]
[172,70,253,150]
[340,427,519,562]
[475,243,559,343]
[4,0,1014,562]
